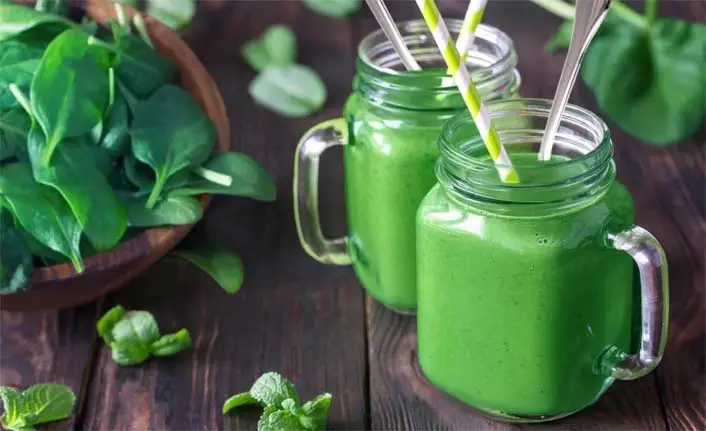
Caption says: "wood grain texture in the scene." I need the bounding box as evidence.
[79,2,368,429]
[0,305,101,429]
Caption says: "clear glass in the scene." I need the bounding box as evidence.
[294,20,520,312]
[416,99,669,422]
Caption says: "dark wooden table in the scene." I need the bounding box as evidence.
[2,1,704,429]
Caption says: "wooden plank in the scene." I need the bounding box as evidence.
[366,0,670,429]
[0,304,101,430]
[80,1,369,430]
[646,1,706,427]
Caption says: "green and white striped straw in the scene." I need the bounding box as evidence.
[456,0,487,60]
[415,0,518,183]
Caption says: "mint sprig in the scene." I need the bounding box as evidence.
[222,372,332,431]
[96,305,192,366]
[0,384,76,431]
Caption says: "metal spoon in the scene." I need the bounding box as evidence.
[364,0,421,71]
[537,0,611,161]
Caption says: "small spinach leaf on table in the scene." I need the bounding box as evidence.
[27,127,127,251]
[249,64,326,117]
[169,152,277,201]
[30,28,112,164]
[242,25,297,72]
[0,163,83,271]
[109,25,177,98]
[0,2,75,41]
[130,84,216,208]
[0,383,76,431]
[0,207,33,293]
[123,195,203,227]
[150,329,191,356]
[174,245,243,294]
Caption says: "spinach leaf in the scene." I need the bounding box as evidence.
[124,155,156,189]
[169,152,277,201]
[242,25,297,72]
[0,108,30,162]
[30,28,112,164]
[302,0,362,18]
[123,195,203,227]
[108,24,176,98]
[0,207,33,293]
[249,64,326,117]
[0,163,83,271]
[100,91,130,157]
[0,2,75,41]
[580,19,705,144]
[0,37,45,110]
[174,246,243,294]
[146,0,196,30]
[28,127,127,251]
[130,85,216,208]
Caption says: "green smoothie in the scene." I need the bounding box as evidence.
[416,153,636,417]
[343,93,447,310]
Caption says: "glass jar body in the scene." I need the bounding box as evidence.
[417,180,635,420]
[342,22,520,311]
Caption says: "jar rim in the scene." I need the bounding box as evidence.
[357,20,517,88]
[440,98,612,172]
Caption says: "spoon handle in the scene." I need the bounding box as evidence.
[538,0,611,161]
[364,0,421,71]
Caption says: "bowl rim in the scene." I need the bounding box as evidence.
[29,0,230,284]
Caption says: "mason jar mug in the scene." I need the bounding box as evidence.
[416,99,669,421]
[294,20,521,312]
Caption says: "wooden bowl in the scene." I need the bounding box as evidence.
[0,0,230,310]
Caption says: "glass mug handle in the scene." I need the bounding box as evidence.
[293,118,352,265]
[601,226,669,380]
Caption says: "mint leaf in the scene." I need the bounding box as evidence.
[258,409,305,431]
[242,25,297,72]
[248,65,326,118]
[19,384,75,426]
[173,247,243,294]
[222,392,257,414]
[97,306,190,365]
[111,311,160,346]
[150,329,192,357]
[249,372,300,408]
[0,387,23,430]
[96,305,125,344]
[300,393,332,430]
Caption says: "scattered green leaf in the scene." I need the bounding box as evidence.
[223,372,332,431]
[249,64,327,117]
[0,383,76,431]
[97,305,191,366]
[242,25,297,72]
[174,246,244,294]
[146,0,196,30]
[302,0,362,18]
